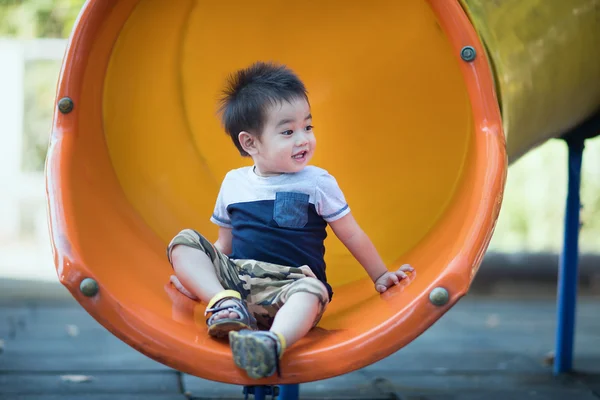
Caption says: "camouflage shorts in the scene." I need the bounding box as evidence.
[167,229,329,329]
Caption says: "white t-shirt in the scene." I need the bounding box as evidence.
[210,165,350,298]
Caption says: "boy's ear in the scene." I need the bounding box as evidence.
[238,131,259,155]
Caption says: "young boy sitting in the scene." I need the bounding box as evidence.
[167,61,414,380]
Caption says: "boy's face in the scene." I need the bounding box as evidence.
[252,97,315,176]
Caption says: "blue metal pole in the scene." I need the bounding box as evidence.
[278,384,300,400]
[252,386,267,400]
[554,138,584,375]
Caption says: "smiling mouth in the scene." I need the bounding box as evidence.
[292,151,308,159]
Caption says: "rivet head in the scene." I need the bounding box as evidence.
[80,278,99,297]
[58,97,74,114]
[460,46,476,62]
[429,287,449,306]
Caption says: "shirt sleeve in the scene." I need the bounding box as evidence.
[315,173,351,223]
[210,180,233,228]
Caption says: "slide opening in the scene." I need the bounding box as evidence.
[102,0,474,290]
[47,0,504,383]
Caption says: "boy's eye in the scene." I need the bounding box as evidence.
[281,130,293,136]
[305,125,314,131]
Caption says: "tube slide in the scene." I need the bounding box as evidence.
[45,0,599,385]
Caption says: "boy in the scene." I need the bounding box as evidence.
[167,62,414,379]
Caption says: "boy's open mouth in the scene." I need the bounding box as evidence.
[292,151,308,160]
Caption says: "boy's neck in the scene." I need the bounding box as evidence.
[252,165,281,177]
[252,165,307,177]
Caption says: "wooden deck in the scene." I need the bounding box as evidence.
[1,279,599,399]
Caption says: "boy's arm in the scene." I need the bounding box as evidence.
[329,213,414,292]
[329,213,388,282]
[214,227,233,255]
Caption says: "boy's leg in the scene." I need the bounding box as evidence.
[170,245,239,321]
[229,269,328,379]
[167,229,255,328]
[268,291,321,348]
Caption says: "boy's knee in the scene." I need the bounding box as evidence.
[169,245,188,268]
[304,277,327,291]
[169,242,207,267]
[169,244,189,261]
[167,229,209,264]
[289,277,329,306]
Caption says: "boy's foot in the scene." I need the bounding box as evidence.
[170,275,198,300]
[211,299,241,321]
[205,290,258,338]
[229,330,286,379]
[171,276,245,325]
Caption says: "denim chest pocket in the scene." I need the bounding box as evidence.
[273,192,309,229]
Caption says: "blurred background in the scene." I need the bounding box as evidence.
[1,0,599,284]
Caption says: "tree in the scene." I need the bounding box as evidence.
[0,0,85,38]
[0,1,86,171]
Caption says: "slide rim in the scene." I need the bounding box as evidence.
[45,0,506,384]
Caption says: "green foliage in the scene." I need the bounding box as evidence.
[0,0,85,169]
[489,139,600,253]
[22,60,62,172]
[0,0,85,38]
[3,0,600,254]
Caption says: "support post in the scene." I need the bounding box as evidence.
[278,384,300,400]
[243,385,279,400]
[242,384,300,399]
[554,137,584,375]
[552,112,600,375]
[253,386,268,400]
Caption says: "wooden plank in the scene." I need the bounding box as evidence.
[183,370,393,400]
[363,370,593,391]
[2,292,599,400]
[394,389,599,400]
[3,395,186,400]
[0,372,180,395]
[0,304,169,372]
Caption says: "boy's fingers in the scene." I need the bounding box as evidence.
[400,264,414,272]
[376,284,387,293]
[391,274,400,285]
[396,271,408,279]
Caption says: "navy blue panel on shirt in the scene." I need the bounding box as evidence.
[227,200,332,299]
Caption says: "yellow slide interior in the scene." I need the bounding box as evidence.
[103,0,472,287]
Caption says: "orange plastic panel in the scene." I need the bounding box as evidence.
[46,0,506,385]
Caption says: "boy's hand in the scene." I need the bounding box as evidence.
[374,264,415,293]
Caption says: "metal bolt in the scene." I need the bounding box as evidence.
[58,97,74,114]
[80,278,99,297]
[460,46,476,62]
[429,287,449,306]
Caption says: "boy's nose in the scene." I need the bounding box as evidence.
[295,133,309,146]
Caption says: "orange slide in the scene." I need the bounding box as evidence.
[45,0,599,386]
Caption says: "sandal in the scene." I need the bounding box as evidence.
[229,330,286,379]
[205,290,258,338]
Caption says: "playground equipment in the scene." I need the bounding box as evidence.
[46,0,599,398]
